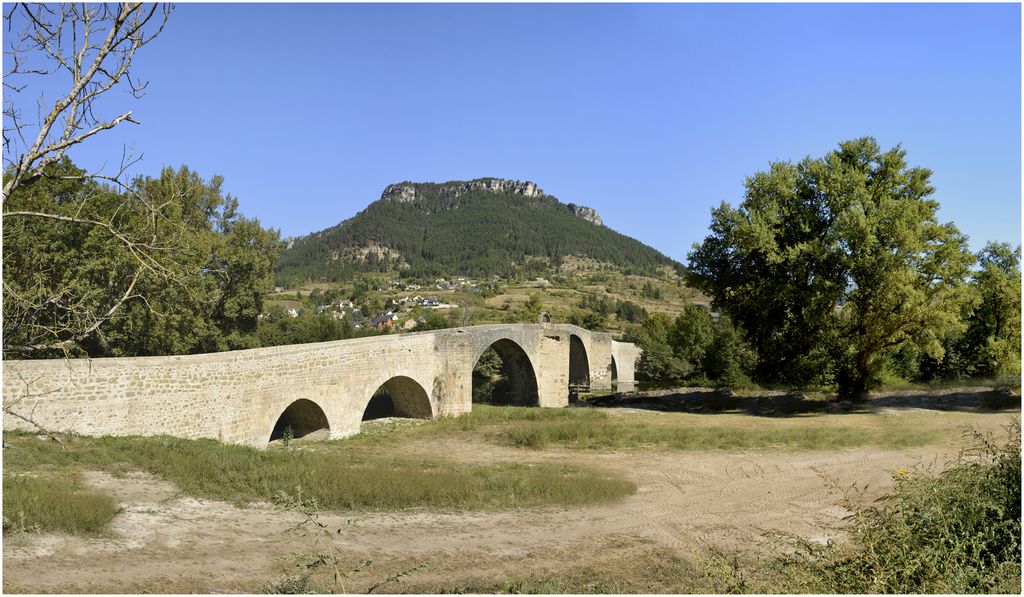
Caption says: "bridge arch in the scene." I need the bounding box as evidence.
[472,337,540,406]
[361,375,434,423]
[610,354,619,386]
[568,334,591,389]
[269,398,330,443]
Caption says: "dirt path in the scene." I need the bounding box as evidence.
[3,408,1016,593]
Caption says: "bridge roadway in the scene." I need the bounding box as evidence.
[2,323,639,448]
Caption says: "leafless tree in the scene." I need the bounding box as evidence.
[3,2,171,199]
[2,3,173,436]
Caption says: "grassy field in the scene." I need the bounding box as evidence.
[341,403,948,452]
[2,402,955,538]
[2,430,635,523]
[3,473,120,535]
[495,414,938,450]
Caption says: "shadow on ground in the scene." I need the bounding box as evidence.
[581,387,1021,418]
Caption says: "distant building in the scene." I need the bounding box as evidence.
[369,312,399,330]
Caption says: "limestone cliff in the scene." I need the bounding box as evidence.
[381,177,602,226]
[382,178,544,203]
[567,203,603,227]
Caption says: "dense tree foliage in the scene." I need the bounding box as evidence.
[414,308,452,331]
[687,138,975,395]
[641,280,663,299]
[4,160,281,358]
[918,242,1022,381]
[277,180,683,284]
[962,242,1022,377]
[623,306,755,386]
[577,293,648,326]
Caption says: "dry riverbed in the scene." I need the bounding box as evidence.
[3,388,1018,593]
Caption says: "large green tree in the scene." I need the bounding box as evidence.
[688,138,975,395]
[3,159,174,356]
[4,160,281,358]
[102,166,281,355]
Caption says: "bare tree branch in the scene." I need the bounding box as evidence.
[3,2,172,199]
[3,364,66,448]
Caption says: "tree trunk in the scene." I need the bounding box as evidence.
[838,352,872,400]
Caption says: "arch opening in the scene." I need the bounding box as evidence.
[610,355,619,388]
[362,376,433,423]
[568,334,591,403]
[568,334,590,389]
[472,338,540,406]
[270,399,329,442]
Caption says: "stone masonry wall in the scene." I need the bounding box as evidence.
[3,324,637,448]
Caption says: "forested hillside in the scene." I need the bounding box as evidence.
[276,178,682,284]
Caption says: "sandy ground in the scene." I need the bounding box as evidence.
[2,399,1017,593]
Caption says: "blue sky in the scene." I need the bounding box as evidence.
[6,3,1020,263]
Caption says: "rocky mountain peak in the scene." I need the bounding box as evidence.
[381,178,544,203]
[379,177,602,226]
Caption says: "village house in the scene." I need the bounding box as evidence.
[369,312,400,330]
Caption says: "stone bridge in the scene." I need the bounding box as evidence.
[2,324,639,448]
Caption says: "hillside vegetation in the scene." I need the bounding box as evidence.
[277,178,683,284]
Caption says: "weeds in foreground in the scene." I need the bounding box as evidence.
[2,473,119,535]
[263,490,373,594]
[262,490,427,594]
[366,562,428,594]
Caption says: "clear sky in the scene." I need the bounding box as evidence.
[7,3,1021,263]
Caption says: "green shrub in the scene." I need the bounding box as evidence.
[786,421,1021,593]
